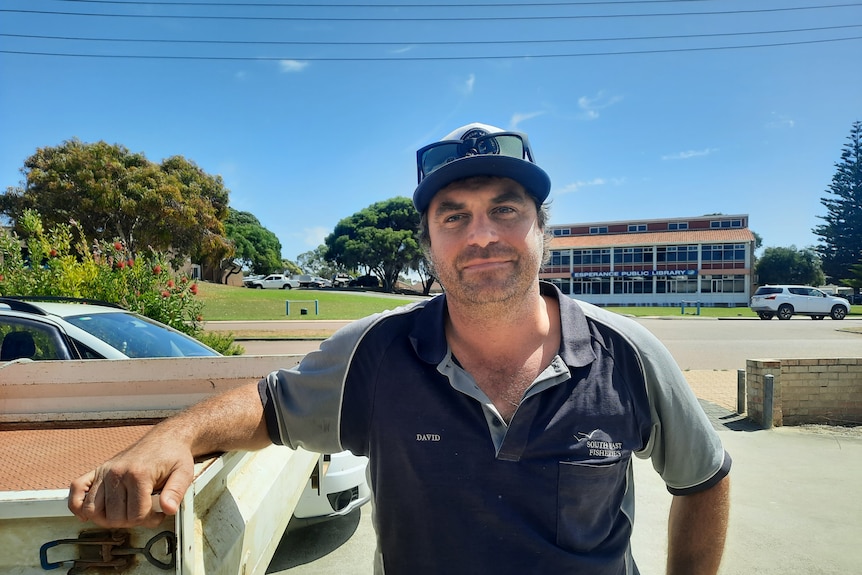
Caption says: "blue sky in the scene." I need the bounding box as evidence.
[1,0,860,262]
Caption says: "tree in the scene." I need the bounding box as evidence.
[0,139,233,268]
[225,208,283,275]
[813,121,862,283]
[296,245,339,278]
[324,197,422,292]
[755,246,825,286]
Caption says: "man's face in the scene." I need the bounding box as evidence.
[426,177,544,305]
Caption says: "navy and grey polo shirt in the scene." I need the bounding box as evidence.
[260,282,731,575]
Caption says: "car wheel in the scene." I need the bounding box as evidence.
[757,312,772,320]
[256,285,263,289]
[830,305,847,320]
[777,304,793,320]
[281,284,292,289]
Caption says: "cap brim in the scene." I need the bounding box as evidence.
[413,155,551,213]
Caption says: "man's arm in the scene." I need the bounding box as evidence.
[666,475,730,575]
[68,382,271,529]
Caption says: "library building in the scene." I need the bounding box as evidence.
[540,214,757,307]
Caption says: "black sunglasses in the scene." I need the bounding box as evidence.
[416,132,536,184]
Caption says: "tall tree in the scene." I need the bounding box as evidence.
[813,121,862,283]
[225,208,283,275]
[755,245,825,286]
[324,197,421,292]
[0,139,232,267]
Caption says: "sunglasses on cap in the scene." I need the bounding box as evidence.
[416,132,536,184]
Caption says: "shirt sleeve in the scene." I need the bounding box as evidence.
[619,317,731,494]
[257,314,380,455]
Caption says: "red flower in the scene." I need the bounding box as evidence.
[0,274,4,282]
[161,290,170,298]
[190,283,199,295]
[113,241,123,251]
[49,249,58,257]
[167,279,175,288]
[153,265,162,275]
[127,259,134,267]
[116,261,125,269]
[195,315,203,322]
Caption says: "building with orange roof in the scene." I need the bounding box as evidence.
[540,214,757,307]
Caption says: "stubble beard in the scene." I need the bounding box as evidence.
[432,239,543,309]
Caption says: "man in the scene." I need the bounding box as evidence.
[70,122,730,574]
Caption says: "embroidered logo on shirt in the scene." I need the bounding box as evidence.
[576,430,622,458]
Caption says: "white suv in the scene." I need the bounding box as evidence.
[750,285,850,320]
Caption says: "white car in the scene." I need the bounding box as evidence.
[750,285,850,320]
[249,274,300,289]
[0,297,369,520]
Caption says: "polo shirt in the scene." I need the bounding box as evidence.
[260,282,731,575]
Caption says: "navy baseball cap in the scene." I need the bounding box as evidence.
[413,122,551,213]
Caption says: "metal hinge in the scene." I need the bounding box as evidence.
[40,529,176,574]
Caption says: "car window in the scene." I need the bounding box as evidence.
[0,318,73,361]
[63,312,217,358]
[788,288,809,296]
[754,287,783,296]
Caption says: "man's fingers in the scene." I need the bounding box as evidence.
[68,470,97,521]
[158,463,194,516]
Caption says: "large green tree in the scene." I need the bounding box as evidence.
[813,121,862,283]
[1,139,232,268]
[324,197,422,292]
[755,245,825,286]
[225,208,283,275]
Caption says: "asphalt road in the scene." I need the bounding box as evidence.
[232,315,862,372]
[258,315,862,575]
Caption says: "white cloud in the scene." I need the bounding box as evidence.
[577,91,623,120]
[302,226,329,247]
[555,178,608,196]
[279,60,309,73]
[767,113,795,129]
[461,73,476,95]
[661,148,718,160]
[510,111,545,130]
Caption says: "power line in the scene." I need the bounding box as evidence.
[3,3,861,22]
[3,24,860,47]
[53,0,723,7]
[2,35,859,60]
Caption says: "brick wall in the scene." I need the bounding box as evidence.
[746,358,862,426]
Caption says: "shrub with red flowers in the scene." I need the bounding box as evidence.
[0,210,235,351]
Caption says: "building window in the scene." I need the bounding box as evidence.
[553,229,571,236]
[657,245,697,263]
[627,224,647,232]
[668,222,689,230]
[702,244,746,262]
[550,250,571,266]
[589,226,608,234]
[710,219,743,229]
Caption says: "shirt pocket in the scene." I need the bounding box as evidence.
[556,459,629,553]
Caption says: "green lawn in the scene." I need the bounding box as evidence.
[196,282,862,321]
[197,282,419,321]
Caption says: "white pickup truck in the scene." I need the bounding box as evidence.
[246,275,300,290]
[0,355,367,574]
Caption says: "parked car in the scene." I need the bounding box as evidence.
[348,274,380,288]
[331,273,354,288]
[749,285,850,320]
[242,274,264,288]
[292,274,329,288]
[0,296,369,520]
[249,274,300,289]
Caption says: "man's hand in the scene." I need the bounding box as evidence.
[68,435,195,528]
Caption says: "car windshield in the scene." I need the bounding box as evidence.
[64,312,218,358]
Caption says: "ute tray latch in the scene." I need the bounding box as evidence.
[40,529,176,573]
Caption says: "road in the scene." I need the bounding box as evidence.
[257,315,862,574]
[230,316,862,372]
